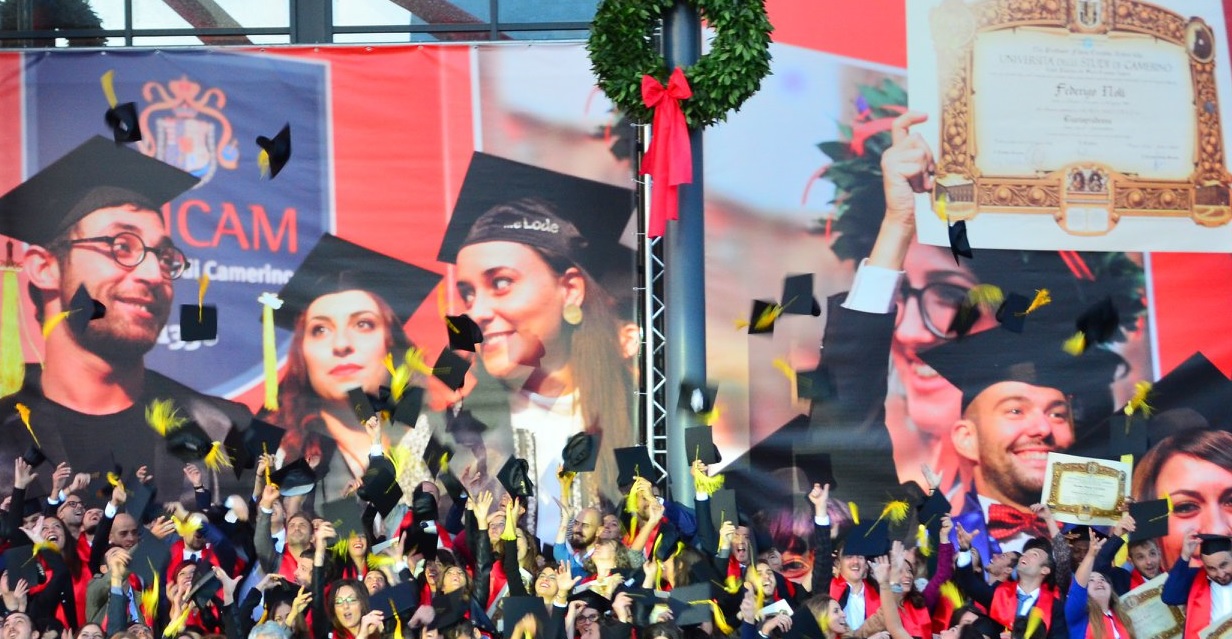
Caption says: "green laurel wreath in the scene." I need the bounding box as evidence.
[587,0,774,129]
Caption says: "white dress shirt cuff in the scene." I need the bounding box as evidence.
[841,259,903,314]
[956,549,972,568]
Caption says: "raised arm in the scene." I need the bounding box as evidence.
[872,544,912,639]
[809,483,834,595]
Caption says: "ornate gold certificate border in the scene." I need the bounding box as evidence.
[1046,458,1128,521]
[929,0,1231,235]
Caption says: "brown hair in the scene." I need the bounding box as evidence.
[273,290,412,458]
[1133,428,1232,502]
[1085,589,1135,639]
[324,579,371,635]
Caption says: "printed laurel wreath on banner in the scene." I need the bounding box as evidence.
[587,0,774,129]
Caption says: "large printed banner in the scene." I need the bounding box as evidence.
[0,0,1231,580]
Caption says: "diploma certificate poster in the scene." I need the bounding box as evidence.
[907,0,1232,251]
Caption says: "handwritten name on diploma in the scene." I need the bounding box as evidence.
[1054,83,1125,98]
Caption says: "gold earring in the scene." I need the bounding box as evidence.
[563,303,583,326]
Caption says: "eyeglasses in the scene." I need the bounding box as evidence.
[62,500,84,509]
[66,232,189,280]
[578,614,601,624]
[895,281,971,340]
[335,596,359,606]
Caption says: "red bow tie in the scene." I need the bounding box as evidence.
[986,504,1048,540]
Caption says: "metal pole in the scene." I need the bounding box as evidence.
[662,0,703,506]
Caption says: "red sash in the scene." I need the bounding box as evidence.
[1185,576,1212,639]
[1129,569,1146,591]
[278,544,300,582]
[900,601,932,639]
[1086,612,1129,639]
[988,581,1056,631]
[828,578,882,620]
[487,561,510,611]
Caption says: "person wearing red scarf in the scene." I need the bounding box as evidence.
[1162,532,1232,639]
[1065,533,1132,639]
[955,527,1065,639]
[1092,512,1165,596]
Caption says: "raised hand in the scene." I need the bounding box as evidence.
[51,462,72,495]
[1111,512,1136,538]
[556,563,580,594]
[718,520,736,550]
[315,521,337,547]
[286,586,312,626]
[760,614,792,636]
[68,472,91,495]
[808,483,830,517]
[110,483,127,508]
[882,112,933,224]
[135,466,152,485]
[13,458,36,490]
[474,491,494,530]
[363,415,383,444]
[212,565,241,605]
[611,592,633,623]
[955,522,975,551]
[1087,529,1107,558]
[870,556,890,583]
[184,464,203,489]
[939,515,954,541]
[147,516,176,540]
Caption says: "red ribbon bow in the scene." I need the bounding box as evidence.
[986,504,1049,541]
[640,67,693,238]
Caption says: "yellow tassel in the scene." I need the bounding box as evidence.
[940,581,964,609]
[16,403,38,448]
[257,148,271,179]
[848,502,860,525]
[733,319,750,330]
[390,366,411,404]
[1114,535,1129,567]
[1019,289,1052,316]
[106,471,124,494]
[694,472,725,496]
[263,443,273,486]
[41,310,72,338]
[172,515,201,539]
[917,525,931,557]
[752,304,784,332]
[163,606,192,637]
[1024,607,1044,639]
[367,554,398,570]
[818,607,830,634]
[145,398,187,437]
[197,274,210,322]
[100,70,118,108]
[771,358,798,396]
[1062,331,1086,356]
[1124,381,1153,417]
[879,499,911,526]
[393,607,404,639]
[330,536,351,559]
[936,190,948,221]
[141,572,160,622]
[695,600,733,635]
[259,292,283,411]
[624,484,641,514]
[1163,494,1173,513]
[205,441,233,471]
[404,347,435,377]
[558,469,577,505]
[439,450,450,475]
[966,284,1004,310]
[722,575,741,595]
[31,540,60,556]
[0,260,24,397]
[700,404,720,427]
[385,445,412,479]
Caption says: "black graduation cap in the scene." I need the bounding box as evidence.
[1200,534,1232,556]
[268,458,317,497]
[428,591,469,630]
[438,467,466,503]
[948,300,982,339]
[1107,413,1149,460]
[422,437,454,478]
[432,347,471,391]
[918,321,1123,411]
[358,457,404,517]
[20,445,46,469]
[501,596,549,631]
[273,234,441,331]
[1127,499,1169,544]
[567,588,612,615]
[178,304,217,342]
[746,299,780,335]
[188,567,221,609]
[347,386,377,425]
[392,387,425,427]
[319,499,365,541]
[164,421,219,462]
[125,480,156,524]
[411,484,438,521]
[708,488,739,533]
[1,544,64,588]
[684,426,721,465]
[1061,524,1108,541]
[1074,297,1120,352]
[0,136,200,246]
[256,124,292,179]
[1140,352,1232,437]
[561,432,598,473]
[667,583,715,627]
[917,490,950,529]
[436,152,635,283]
[842,518,891,558]
[948,219,973,265]
[127,539,169,587]
[370,582,420,624]
[793,451,837,490]
[104,102,142,144]
[446,315,484,352]
[67,284,106,334]
[995,292,1031,334]
[497,456,534,500]
[678,381,718,416]
[781,273,822,316]
[223,418,286,480]
[967,615,1004,639]
[653,522,683,562]
[783,600,826,639]
[613,446,656,488]
[445,409,489,446]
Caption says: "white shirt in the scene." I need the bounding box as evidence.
[1015,586,1040,617]
[841,259,902,314]
[844,580,868,630]
[511,389,583,545]
[1212,578,1232,619]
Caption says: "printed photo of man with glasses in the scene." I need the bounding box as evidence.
[0,136,252,499]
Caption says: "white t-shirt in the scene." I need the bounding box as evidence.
[511,389,584,545]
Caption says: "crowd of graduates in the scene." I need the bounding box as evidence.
[0,418,1224,639]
